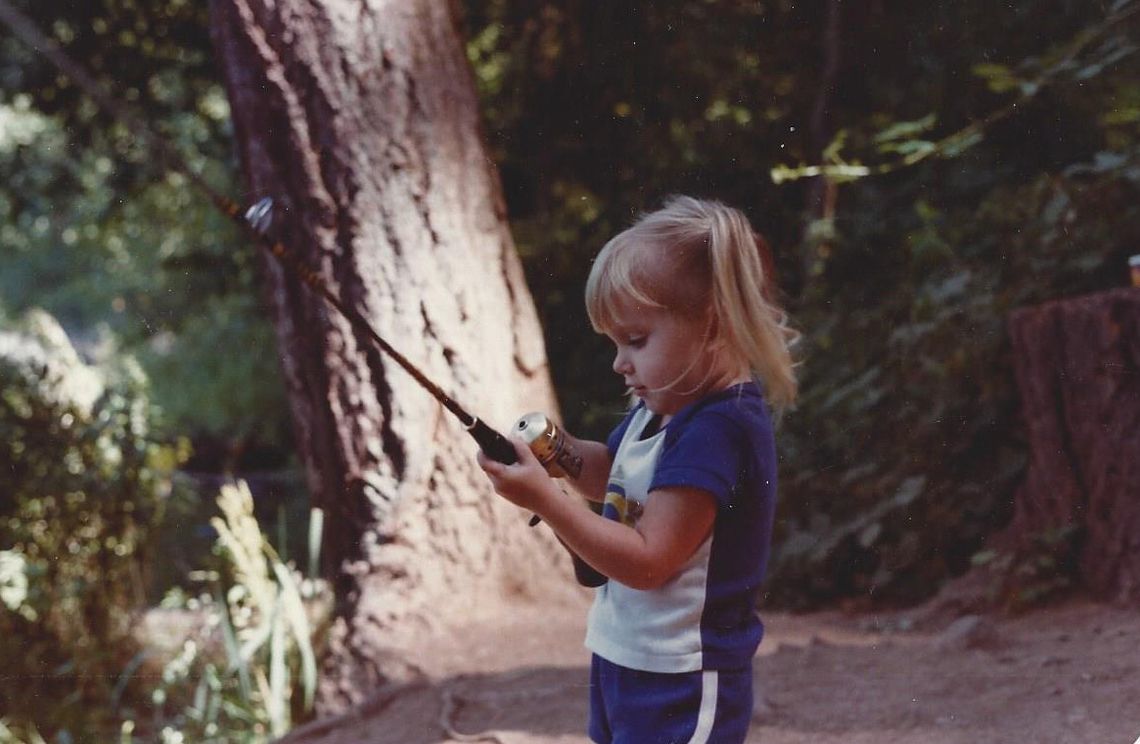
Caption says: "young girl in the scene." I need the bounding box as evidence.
[478,195,798,744]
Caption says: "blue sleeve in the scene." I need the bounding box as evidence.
[605,404,643,459]
[650,412,746,507]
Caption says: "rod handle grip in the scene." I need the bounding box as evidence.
[467,418,518,465]
[571,500,610,587]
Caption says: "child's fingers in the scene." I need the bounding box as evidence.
[509,435,538,465]
[475,449,503,475]
[477,437,536,471]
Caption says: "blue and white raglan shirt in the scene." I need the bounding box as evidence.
[584,381,777,674]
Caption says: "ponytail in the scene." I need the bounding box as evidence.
[705,201,799,413]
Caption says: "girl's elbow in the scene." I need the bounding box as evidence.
[637,575,671,591]
[623,564,679,591]
[620,572,655,591]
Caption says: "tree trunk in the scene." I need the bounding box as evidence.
[209,0,576,712]
[1007,288,1140,604]
[801,0,841,282]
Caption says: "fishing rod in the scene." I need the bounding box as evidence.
[245,199,598,542]
[1,2,619,585]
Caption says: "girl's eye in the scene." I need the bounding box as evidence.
[626,336,646,348]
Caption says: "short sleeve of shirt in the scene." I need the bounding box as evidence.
[605,404,643,459]
[650,411,747,508]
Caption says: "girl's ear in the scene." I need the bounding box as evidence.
[703,310,725,350]
[709,313,720,344]
[705,309,746,375]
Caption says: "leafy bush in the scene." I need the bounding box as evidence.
[0,317,327,740]
[126,482,330,743]
[0,308,184,735]
[969,525,1082,612]
[764,44,1140,608]
[0,96,292,467]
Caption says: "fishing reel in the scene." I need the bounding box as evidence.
[514,412,584,479]
[514,412,608,588]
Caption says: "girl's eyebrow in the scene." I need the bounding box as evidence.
[609,323,645,337]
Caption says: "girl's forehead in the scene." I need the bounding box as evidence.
[606,303,693,340]
[607,296,664,326]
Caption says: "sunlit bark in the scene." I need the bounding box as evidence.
[210,0,575,712]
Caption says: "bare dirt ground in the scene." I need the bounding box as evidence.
[280,591,1140,744]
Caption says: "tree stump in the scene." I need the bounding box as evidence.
[1007,288,1140,604]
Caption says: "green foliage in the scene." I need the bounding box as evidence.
[762,1,1140,607]
[136,293,288,446]
[0,312,325,738]
[970,525,1082,612]
[0,469,330,742]
[772,0,1138,184]
[120,482,331,743]
[0,0,290,459]
[0,308,184,735]
[0,0,227,183]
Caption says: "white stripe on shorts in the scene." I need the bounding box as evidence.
[687,670,718,744]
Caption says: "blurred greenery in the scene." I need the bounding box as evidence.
[0,0,291,463]
[127,482,330,743]
[0,308,184,734]
[1,0,1139,738]
[0,311,327,740]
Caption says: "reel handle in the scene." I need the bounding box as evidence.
[513,412,609,588]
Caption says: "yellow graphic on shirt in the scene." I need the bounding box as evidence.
[603,482,643,527]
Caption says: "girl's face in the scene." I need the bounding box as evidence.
[605,300,731,417]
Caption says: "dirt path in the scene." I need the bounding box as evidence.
[280,594,1140,744]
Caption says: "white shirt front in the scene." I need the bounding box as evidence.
[584,405,714,673]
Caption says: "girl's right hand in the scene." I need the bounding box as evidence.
[476,436,558,515]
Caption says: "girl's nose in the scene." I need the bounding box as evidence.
[612,351,631,375]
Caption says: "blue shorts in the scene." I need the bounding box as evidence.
[588,654,753,744]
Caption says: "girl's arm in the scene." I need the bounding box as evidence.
[479,438,716,589]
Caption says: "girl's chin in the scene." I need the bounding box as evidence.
[629,389,654,408]
[629,387,686,415]
[638,395,678,416]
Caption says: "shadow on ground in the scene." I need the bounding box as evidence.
[279,664,590,744]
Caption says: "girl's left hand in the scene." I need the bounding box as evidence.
[476,436,555,513]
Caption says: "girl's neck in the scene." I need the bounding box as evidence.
[659,373,751,429]
[703,354,752,395]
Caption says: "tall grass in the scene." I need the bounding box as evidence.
[108,481,330,743]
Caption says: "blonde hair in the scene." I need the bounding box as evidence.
[585,195,799,413]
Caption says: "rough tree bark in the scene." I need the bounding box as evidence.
[209,0,577,712]
[1007,288,1140,604]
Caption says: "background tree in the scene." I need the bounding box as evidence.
[207,0,574,712]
